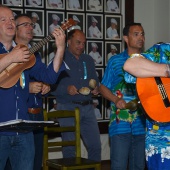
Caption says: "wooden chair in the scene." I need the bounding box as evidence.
[43,108,101,170]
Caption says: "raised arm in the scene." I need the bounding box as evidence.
[51,28,66,73]
[123,56,167,78]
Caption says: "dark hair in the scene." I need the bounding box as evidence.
[123,23,142,36]
[15,14,31,20]
[67,29,84,40]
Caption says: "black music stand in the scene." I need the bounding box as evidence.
[0,119,56,133]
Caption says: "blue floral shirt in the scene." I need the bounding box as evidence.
[124,43,170,170]
[101,49,146,137]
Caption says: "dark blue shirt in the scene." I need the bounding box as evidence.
[53,48,99,103]
[0,42,65,135]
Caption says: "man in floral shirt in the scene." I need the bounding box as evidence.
[124,43,170,170]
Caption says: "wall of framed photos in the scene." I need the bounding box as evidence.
[1,0,127,125]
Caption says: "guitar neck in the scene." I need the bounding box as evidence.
[29,33,54,54]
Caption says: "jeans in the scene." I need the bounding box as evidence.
[0,132,34,170]
[28,111,44,170]
[110,133,145,170]
[57,103,101,162]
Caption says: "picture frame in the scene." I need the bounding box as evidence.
[104,0,121,13]
[67,12,85,32]
[30,39,46,64]
[105,99,111,119]
[2,0,23,7]
[47,41,56,64]
[105,15,122,40]
[25,9,44,37]
[86,0,103,12]
[46,11,65,35]
[105,41,122,64]
[87,40,103,66]
[92,96,104,120]
[86,13,103,39]
[47,96,57,112]
[66,0,84,11]
[95,68,103,83]
[24,0,44,8]
[11,8,23,17]
[46,0,65,9]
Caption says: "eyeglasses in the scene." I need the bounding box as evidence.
[16,22,35,28]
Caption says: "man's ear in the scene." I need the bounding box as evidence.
[123,35,128,43]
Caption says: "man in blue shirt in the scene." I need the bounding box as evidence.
[15,14,52,170]
[99,23,146,170]
[0,5,65,170]
[52,29,101,162]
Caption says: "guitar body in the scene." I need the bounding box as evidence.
[0,44,35,88]
[136,77,170,123]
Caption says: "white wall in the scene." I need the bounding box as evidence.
[134,0,170,50]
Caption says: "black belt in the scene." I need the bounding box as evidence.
[72,100,93,106]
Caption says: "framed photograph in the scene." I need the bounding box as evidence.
[95,68,103,83]
[87,40,103,66]
[92,96,104,120]
[30,39,46,64]
[86,13,103,39]
[86,0,103,12]
[46,0,65,9]
[47,96,57,112]
[105,99,111,119]
[67,12,85,32]
[25,9,44,37]
[46,11,64,35]
[66,0,84,11]
[11,8,23,18]
[24,0,44,8]
[105,41,121,64]
[2,0,23,6]
[47,41,56,64]
[104,0,121,13]
[105,15,122,40]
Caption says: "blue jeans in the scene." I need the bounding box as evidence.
[0,132,34,170]
[110,133,145,170]
[28,112,44,170]
[57,103,101,162]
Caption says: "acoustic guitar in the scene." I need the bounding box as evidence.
[0,18,75,88]
[136,77,170,123]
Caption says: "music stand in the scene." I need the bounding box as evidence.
[0,119,56,133]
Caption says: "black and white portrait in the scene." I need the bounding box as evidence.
[86,14,103,39]
[25,9,44,36]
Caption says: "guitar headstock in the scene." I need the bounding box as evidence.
[61,18,76,31]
